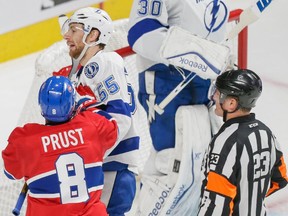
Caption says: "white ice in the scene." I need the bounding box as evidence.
[0,0,288,215]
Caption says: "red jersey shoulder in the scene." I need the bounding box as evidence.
[76,110,117,133]
[52,65,72,77]
[52,64,82,77]
[8,123,44,142]
[75,110,107,126]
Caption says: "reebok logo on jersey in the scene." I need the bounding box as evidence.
[210,153,220,165]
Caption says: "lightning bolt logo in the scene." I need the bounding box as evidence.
[209,0,220,35]
[204,0,228,38]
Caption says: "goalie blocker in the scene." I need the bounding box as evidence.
[135,105,219,215]
[159,26,231,80]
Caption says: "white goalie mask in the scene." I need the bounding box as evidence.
[61,7,113,45]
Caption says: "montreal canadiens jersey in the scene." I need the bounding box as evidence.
[127,0,230,71]
[67,51,140,173]
[2,109,117,216]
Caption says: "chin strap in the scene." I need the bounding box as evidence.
[69,46,89,79]
[222,110,228,122]
[68,33,101,79]
[221,104,240,122]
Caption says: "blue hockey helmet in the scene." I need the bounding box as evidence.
[38,76,76,122]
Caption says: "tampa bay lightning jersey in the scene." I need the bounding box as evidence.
[68,51,140,173]
[128,0,230,72]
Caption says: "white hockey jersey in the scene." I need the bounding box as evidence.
[128,0,230,72]
[69,51,140,173]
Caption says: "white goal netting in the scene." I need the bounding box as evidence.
[0,11,247,215]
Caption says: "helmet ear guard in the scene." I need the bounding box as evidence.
[215,69,262,109]
[38,76,76,123]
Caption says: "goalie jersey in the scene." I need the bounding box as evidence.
[2,109,117,216]
[127,0,230,151]
[54,50,140,173]
[128,0,230,72]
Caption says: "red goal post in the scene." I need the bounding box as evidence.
[228,9,248,69]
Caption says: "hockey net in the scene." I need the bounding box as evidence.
[0,10,247,215]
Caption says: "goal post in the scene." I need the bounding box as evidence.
[228,9,248,69]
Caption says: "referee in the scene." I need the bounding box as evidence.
[198,69,288,216]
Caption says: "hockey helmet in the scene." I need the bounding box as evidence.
[215,69,262,108]
[38,76,76,122]
[64,7,113,45]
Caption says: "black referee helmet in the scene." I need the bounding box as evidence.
[216,69,262,109]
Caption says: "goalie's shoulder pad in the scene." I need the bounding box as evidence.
[160,26,231,80]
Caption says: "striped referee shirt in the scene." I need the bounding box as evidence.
[198,113,288,216]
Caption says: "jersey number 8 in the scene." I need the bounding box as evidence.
[56,153,89,204]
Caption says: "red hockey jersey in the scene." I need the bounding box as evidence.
[2,109,118,216]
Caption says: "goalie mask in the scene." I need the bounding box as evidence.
[215,69,262,109]
[62,7,113,45]
[38,76,76,123]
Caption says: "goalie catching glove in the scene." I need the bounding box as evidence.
[160,26,231,80]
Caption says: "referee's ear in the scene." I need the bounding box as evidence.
[226,97,239,112]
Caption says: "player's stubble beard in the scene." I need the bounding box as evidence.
[69,42,85,59]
